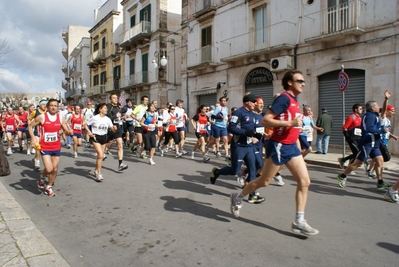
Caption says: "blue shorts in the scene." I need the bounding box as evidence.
[211,125,227,138]
[5,131,16,135]
[177,127,185,132]
[41,150,61,156]
[266,140,301,165]
[299,135,311,150]
[17,127,27,133]
[73,133,82,138]
[356,144,382,162]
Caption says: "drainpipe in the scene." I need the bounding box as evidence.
[294,1,304,69]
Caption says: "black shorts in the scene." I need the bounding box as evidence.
[91,134,108,145]
[107,126,123,140]
[380,143,391,162]
[134,127,143,134]
[143,130,157,150]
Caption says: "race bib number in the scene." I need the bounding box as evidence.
[73,124,82,130]
[303,126,311,133]
[170,119,176,125]
[157,121,163,127]
[148,124,155,131]
[197,123,206,133]
[44,132,58,142]
[255,127,264,134]
[6,125,14,131]
[354,128,362,136]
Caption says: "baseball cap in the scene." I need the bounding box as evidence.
[387,105,395,111]
[243,93,257,103]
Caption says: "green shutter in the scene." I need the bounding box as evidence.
[130,15,135,27]
[147,4,151,22]
[130,59,135,75]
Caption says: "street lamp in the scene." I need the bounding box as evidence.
[152,50,168,104]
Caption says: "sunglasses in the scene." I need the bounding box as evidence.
[294,79,305,84]
[170,108,175,110]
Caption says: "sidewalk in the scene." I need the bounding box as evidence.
[1,135,398,267]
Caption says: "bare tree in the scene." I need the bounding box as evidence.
[0,92,27,109]
[0,39,11,71]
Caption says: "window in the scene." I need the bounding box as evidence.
[93,42,99,52]
[140,4,151,22]
[101,37,106,50]
[201,26,212,62]
[254,6,267,45]
[327,0,349,33]
[142,53,148,83]
[130,15,136,28]
[129,59,135,75]
[113,66,121,90]
[100,71,107,85]
[93,75,99,86]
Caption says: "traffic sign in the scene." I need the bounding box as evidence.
[338,71,349,92]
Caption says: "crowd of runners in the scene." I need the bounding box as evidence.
[1,70,399,236]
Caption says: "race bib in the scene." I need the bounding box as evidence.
[303,126,311,133]
[44,132,58,142]
[157,121,163,127]
[197,123,206,133]
[148,124,155,131]
[354,128,362,136]
[255,127,264,134]
[73,124,82,130]
[170,119,176,125]
[6,125,14,131]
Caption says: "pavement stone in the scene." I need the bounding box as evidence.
[1,134,399,266]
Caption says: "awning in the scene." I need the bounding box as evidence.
[192,87,217,96]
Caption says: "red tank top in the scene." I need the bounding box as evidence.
[71,114,83,134]
[196,113,208,134]
[167,114,177,132]
[18,112,28,128]
[4,114,16,132]
[40,113,62,151]
[271,92,301,144]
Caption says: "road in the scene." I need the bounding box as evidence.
[2,145,398,267]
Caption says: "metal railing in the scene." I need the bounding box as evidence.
[194,0,215,13]
[92,85,106,95]
[187,46,215,68]
[220,21,297,60]
[120,21,151,44]
[135,71,148,84]
[61,62,67,73]
[303,0,366,40]
[121,74,136,88]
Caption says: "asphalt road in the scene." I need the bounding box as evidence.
[2,145,398,267]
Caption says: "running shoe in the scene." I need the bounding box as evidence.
[160,149,164,157]
[225,156,231,167]
[74,153,79,159]
[367,170,376,179]
[118,163,128,172]
[336,174,347,188]
[383,189,399,203]
[19,146,23,152]
[248,193,265,204]
[34,159,40,170]
[44,186,56,197]
[27,150,31,156]
[37,177,46,189]
[191,152,195,160]
[377,182,391,190]
[210,167,219,184]
[140,153,147,159]
[292,220,319,236]
[337,157,345,169]
[363,159,370,172]
[103,154,107,161]
[67,144,71,149]
[273,174,285,186]
[94,170,104,182]
[148,158,156,166]
[175,152,182,158]
[230,193,242,217]
[6,148,12,155]
[216,151,222,158]
[128,143,134,153]
[237,175,246,188]
[31,148,35,154]
[181,149,188,155]
[203,156,210,163]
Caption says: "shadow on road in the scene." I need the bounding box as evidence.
[160,196,308,239]
[376,242,399,254]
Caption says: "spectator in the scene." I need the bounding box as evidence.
[315,108,332,154]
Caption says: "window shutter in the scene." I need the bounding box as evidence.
[130,59,135,75]
[130,15,135,27]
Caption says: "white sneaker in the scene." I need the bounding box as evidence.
[6,148,12,155]
[149,158,155,166]
[27,150,31,156]
[34,159,40,170]
[191,152,195,160]
[175,152,182,158]
[273,174,285,186]
[74,153,79,159]
[31,148,35,154]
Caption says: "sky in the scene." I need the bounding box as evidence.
[0,0,107,96]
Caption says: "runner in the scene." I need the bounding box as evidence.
[16,106,29,152]
[86,103,116,181]
[28,99,73,197]
[140,103,159,165]
[2,107,21,155]
[160,105,182,158]
[175,99,187,154]
[68,105,85,159]
[130,96,149,157]
[25,104,35,155]
[29,99,48,170]
[82,100,95,147]
[190,105,211,162]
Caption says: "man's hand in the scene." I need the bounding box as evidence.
[384,90,391,100]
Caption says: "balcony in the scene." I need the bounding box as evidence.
[91,85,106,96]
[220,21,297,62]
[65,88,83,99]
[303,0,366,43]
[61,80,68,90]
[61,62,67,74]
[193,0,217,23]
[187,46,217,70]
[119,21,151,51]
[70,63,82,78]
[120,74,136,89]
[87,49,107,68]
[62,27,68,44]
[135,71,149,84]
[62,46,68,60]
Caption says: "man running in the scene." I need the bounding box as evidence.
[30,99,48,170]
[106,93,128,171]
[68,105,85,159]
[16,106,29,152]
[229,70,319,236]
[130,95,149,157]
[28,99,73,196]
[82,100,95,147]
[3,107,21,155]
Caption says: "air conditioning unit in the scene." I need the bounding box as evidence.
[270,56,293,72]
